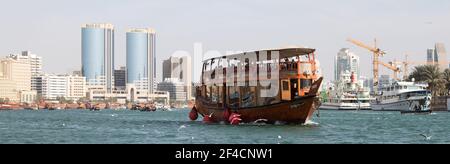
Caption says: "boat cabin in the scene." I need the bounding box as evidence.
[197,48,321,110]
[378,82,430,101]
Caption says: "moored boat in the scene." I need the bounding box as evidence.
[191,47,323,124]
[321,71,374,110]
[372,81,432,112]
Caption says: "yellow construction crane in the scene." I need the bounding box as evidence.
[347,38,394,91]
[382,61,402,80]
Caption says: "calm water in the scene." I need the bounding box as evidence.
[0,109,449,144]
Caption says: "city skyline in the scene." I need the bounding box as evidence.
[1,0,450,82]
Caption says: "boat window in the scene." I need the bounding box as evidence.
[241,86,256,108]
[292,58,298,70]
[299,63,312,75]
[211,86,218,103]
[206,86,211,100]
[218,86,223,104]
[280,58,287,71]
[257,80,281,106]
[282,81,289,91]
[300,79,312,89]
[299,55,309,62]
[204,60,211,71]
[201,86,207,97]
[244,59,250,73]
[230,59,239,73]
[229,86,240,109]
[400,93,406,100]
[211,59,218,70]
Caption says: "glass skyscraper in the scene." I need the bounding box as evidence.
[126,28,156,93]
[427,43,447,71]
[335,48,360,81]
[81,23,114,93]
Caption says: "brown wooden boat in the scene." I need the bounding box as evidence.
[191,47,323,124]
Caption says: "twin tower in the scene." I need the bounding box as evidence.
[81,23,156,94]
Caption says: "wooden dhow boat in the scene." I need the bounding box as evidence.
[189,47,323,124]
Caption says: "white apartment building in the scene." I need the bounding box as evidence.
[40,74,68,100]
[38,74,86,100]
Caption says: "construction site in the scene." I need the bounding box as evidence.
[345,38,449,111]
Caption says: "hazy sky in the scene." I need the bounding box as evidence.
[1,0,449,82]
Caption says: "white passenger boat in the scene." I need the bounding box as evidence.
[321,72,374,110]
[372,81,432,111]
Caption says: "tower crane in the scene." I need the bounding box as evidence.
[347,38,398,92]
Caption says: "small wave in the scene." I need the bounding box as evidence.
[302,120,319,126]
[177,125,187,132]
[274,121,287,125]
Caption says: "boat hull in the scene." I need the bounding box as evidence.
[401,110,432,114]
[195,95,320,124]
[372,98,431,111]
[320,103,371,110]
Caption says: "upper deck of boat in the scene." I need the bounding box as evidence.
[202,47,316,63]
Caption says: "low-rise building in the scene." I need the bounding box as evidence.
[37,74,86,101]
[157,78,188,104]
[87,84,169,104]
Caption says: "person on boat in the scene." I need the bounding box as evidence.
[291,58,297,70]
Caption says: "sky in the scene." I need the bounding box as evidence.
[1,0,449,82]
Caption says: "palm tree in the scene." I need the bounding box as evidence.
[442,68,450,95]
[409,65,446,96]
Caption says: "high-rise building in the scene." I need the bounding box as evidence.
[20,51,42,77]
[162,59,171,80]
[126,28,156,94]
[427,48,436,65]
[114,66,126,90]
[0,57,33,102]
[335,48,360,81]
[4,57,31,92]
[162,55,192,100]
[427,43,447,70]
[7,51,42,91]
[436,43,447,70]
[82,23,115,93]
[0,59,17,102]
